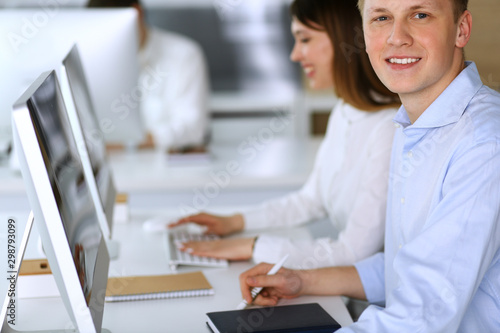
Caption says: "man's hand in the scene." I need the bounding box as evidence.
[239,263,366,306]
[239,263,304,306]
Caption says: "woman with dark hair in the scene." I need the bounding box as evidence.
[171,0,400,268]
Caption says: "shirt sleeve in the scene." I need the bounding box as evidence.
[248,113,394,267]
[327,119,393,265]
[354,252,386,305]
[339,142,500,333]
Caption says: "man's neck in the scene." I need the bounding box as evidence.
[400,60,466,124]
[399,90,441,124]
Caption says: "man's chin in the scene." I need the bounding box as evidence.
[380,80,417,96]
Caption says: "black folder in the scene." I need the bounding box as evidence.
[206,303,342,333]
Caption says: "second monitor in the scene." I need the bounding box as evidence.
[60,44,119,257]
[0,8,145,148]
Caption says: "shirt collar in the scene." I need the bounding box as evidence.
[394,61,484,129]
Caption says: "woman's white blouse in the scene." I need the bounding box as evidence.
[243,100,397,268]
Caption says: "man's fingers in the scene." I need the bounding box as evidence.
[239,263,273,301]
[253,294,279,306]
[240,264,274,285]
[248,273,285,289]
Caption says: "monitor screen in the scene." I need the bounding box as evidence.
[28,72,101,302]
[61,44,117,239]
[0,8,145,147]
[11,71,109,332]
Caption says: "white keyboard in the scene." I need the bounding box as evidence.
[166,230,228,271]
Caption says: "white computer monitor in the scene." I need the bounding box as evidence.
[0,8,145,147]
[60,44,117,252]
[8,71,110,333]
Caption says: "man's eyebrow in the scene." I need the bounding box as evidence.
[408,4,434,11]
[366,7,390,15]
[366,2,437,15]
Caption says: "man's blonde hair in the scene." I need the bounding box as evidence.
[357,0,364,14]
[357,0,467,23]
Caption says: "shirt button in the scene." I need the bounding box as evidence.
[399,244,402,249]
[401,197,405,204]
[407,151,413,158]
[394,123,401,128]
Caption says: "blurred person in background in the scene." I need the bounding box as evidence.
[88,0,210,151]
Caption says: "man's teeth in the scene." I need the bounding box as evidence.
[389,58,420,64]
[304,67,313,74]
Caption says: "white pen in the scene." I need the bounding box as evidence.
[236,254,289,310]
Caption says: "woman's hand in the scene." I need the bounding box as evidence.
[239,263,304,306]
[178,237,256,260]
[169,212,244,236]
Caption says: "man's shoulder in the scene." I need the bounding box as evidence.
[469,85,500,120]
[464,85,500,143]
[474,85,500,107]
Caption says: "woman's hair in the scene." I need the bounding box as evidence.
[291,0,400,111]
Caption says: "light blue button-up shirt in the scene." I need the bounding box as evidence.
[340,62,500,332]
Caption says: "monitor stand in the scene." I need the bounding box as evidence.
[0,212,111,333]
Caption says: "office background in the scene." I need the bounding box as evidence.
[0,0,498,330]
[0,0,498,141]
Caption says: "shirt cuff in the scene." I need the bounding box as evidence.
[354,252,386,305]
[252,235,289,264]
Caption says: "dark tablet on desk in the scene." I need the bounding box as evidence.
[206,303,341,333]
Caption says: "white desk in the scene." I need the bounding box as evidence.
[108,137,321,192]
[12,210,352,332]
[0,137,322,212]
[1,136,351,332]
[0,137,321,194]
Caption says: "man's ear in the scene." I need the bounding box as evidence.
[456,10,472,48]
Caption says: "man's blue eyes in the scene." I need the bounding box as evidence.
[375,13,428,21]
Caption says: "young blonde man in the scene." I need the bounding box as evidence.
[239,0,500,331]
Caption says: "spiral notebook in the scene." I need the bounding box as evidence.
[105,271,214,302]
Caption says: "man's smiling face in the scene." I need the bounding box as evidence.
[361,0,467,103]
